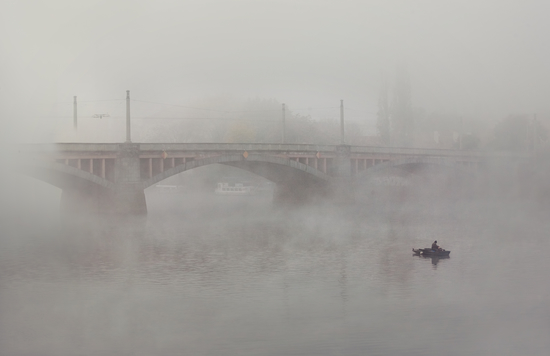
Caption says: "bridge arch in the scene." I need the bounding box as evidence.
[18,160,115,191]
[355,156,477,181]
[140,153,333,189]
[17,160,121,215]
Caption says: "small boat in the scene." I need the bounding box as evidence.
[215,182,257,196]
[413,248,451,257]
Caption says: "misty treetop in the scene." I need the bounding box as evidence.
[376,67,414,147]
[492,115,548,152]
[134,96,363,145]
[375,67,550,152]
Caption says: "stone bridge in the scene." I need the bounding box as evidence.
[15,142,525,214]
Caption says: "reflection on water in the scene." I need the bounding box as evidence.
[413,254,450,268]
[1,194,549,356]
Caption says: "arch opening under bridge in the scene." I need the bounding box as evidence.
[141,153,333,189]
[354,156,480,182]
[17,160,118,215]
[18,160,115,191]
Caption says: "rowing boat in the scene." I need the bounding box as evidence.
[412,248,451,257]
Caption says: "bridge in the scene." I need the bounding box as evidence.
[15,141,526,214]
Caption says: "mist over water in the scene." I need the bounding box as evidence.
[1,185,549,356]
[3,1,550,355]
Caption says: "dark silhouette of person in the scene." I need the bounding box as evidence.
[432,240,439,251]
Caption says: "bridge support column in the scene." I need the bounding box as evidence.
[331,145,355,204]
[112,186,147,214]
[115,143,141,183]
[111,143,147,214]
[56,143,147,216]
[272,145,355,205]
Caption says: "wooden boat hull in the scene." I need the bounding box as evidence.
[413,248,451,257]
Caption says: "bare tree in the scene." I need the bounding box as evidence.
[376,72,391,145]
[391,66,414,147]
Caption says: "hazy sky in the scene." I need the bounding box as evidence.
[2,0,550,141]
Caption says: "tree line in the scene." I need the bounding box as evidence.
[376,67,549,152]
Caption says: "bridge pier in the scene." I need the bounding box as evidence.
[115,143,142,183]
[272,145,355,205]
[61,143,147,215]
[111,143,147,214]
[109,143,148,214]
[111,187,147,214]
[331,145,355,204]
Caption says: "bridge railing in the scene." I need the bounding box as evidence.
[15,142,532,159]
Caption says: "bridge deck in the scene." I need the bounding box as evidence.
[16,142,530,159]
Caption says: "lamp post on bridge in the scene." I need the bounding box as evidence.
[126,90,131,143]
[533,113,538,154]
[333,99,353,203]
[459,116,463,150]
[282,103,286,143]
[340,99,345,144]
[73,96,77,130]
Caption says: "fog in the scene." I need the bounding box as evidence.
[3,0,550,141]
[2,1,550,355]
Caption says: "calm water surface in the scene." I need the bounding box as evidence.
[1,193,549,355]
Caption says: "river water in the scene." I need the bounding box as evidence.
[1,191,549,355]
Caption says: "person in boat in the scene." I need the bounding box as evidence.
[432,240,441,251]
